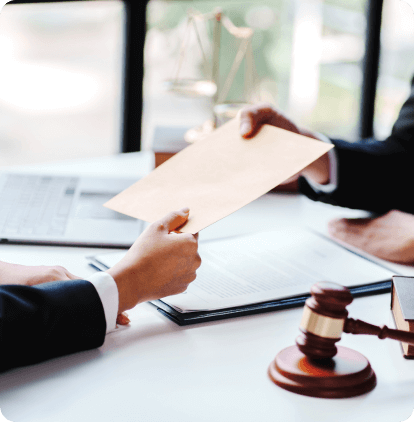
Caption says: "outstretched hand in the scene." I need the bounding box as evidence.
[239,103,319,140]
[107,207,201,314]
[0,209,201,324]
[328,210,414,264]
[239,103,331,185]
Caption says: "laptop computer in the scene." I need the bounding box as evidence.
[0,173,145,248]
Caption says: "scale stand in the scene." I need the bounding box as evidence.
[164,8,260,143]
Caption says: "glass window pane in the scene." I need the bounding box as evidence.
[143,0,367,147]
[374,0,414,139]
[310,0,367,140]
[0,0,125,167]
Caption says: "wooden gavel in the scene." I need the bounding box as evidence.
[297,281,414,360]
[268,281,414,398]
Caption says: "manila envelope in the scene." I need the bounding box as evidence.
[104,118,333,233]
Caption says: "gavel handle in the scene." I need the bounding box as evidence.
[344,317,414,345]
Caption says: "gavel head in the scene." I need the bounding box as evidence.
[296,282,353,360]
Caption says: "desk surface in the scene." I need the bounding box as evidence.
[1,153,414,422]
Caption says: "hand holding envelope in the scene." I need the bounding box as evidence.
[104,117,333,234]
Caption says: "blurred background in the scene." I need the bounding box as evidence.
[0,0,414,166]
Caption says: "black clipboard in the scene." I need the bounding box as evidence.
[149,280,392,326]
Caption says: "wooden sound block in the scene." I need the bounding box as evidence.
[268,345,376,398]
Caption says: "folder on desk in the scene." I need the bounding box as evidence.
[87,227,397,326]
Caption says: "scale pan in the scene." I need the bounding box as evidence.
[164,79,217,97]
[164,79,217,98]
[213,102,251,125]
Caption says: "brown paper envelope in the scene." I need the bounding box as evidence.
[104,118,333,233]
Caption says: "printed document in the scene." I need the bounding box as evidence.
[89,227,394,313]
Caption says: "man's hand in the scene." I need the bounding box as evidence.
[106,208,202,314]
[239,103,330,185]
[328,210,414,264]
[0,261,131,325]
[0,262,79,286]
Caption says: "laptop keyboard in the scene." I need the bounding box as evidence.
[0,174,78,236]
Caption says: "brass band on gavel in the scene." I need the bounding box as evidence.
[299,305,345,339]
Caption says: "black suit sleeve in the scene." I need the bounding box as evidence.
[0,279,106,372]
[299,76,414,215]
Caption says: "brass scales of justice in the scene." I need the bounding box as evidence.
[164,8,261,143]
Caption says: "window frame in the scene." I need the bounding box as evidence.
[8,0,382,150]
[359,0,383,139]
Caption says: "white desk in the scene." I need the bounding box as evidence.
[1,152,414,422]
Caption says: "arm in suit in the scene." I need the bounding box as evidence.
[0,208,202,372]
[299,76,414,215]
[0,279,106,372]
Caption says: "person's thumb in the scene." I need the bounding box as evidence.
[159,208,190,232]
[240,118,252,138]
[239,103,274,139]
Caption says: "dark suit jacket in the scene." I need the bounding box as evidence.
[0,280,106,372]
[299,75,414,215]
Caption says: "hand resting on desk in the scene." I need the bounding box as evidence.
[0,262,79,286]
[0,261,132,325]
[329,210,414,265]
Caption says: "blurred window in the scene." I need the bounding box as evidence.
[374,0,414,140]
[143,0,368,146]
[5,0,408,166]
[0,0,125,167]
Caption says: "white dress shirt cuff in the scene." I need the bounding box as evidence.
[87,272,119,334]
[304,133,338,194]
